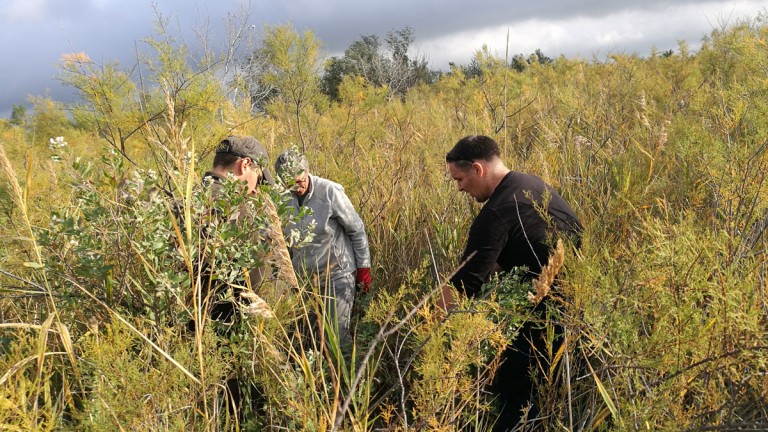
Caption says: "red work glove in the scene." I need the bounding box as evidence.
[356,268,372,293]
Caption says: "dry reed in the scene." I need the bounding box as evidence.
[528,239,565,305]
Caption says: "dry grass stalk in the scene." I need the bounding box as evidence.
[0,352,68,386]
[240,291,275,319]
[528,239,565,305]
[257,188,299,293]
[65,276,202,385]
[0,143,29,225]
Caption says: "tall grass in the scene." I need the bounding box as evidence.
[2,13,768,431]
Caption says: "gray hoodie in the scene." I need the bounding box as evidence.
[283,174,370,281]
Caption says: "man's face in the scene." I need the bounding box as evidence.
[236,158,262,194]
[290,171,310,196]
[448,162,488,202]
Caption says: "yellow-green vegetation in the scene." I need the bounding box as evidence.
[2,12,768,431]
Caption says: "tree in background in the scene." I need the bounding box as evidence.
[58,52,151,163]
[510,48,553,72]
[27,96,72,146]
[457,44,507,79]
[9,105,27,128]
[243,23,324,151]
[56,8,253,190]
[459,47,553,76]
[321,27,436,101]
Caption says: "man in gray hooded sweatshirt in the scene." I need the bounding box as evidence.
[275,148,371,346]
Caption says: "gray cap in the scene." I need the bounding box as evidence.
[274,148,309,185]
[216,136,275,185]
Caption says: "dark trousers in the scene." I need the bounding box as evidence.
[492,307,564,431]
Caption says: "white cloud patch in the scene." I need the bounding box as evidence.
[418,0,768,69]
[3,0,48,22]
[89,0,111,9]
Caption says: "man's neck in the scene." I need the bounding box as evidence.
[486,163,510,196]
[210,166,233,178]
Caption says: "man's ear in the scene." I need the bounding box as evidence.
[472,161,484,177]
[236,157,251,175]
[232,159,243,176]
[243,158,264,183]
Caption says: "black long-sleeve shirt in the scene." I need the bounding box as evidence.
[450,171,582,297]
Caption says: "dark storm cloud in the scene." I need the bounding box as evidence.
[0,0,765,117]
[1,0,157,115]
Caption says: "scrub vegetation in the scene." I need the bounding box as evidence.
[1,10,768,431]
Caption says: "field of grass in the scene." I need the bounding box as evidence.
[1,14,768,431]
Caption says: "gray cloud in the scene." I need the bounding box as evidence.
[1,0,766,117]
[281,0,735,50]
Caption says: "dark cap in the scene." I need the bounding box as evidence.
[216,136,275,185]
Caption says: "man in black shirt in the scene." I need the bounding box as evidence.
[440,135,582,430]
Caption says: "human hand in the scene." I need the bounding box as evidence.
[356,268,372,293]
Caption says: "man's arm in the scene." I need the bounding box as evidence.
[330,184,371,268]
[449,208,509,297]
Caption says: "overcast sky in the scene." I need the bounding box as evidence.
[1,0,767,118]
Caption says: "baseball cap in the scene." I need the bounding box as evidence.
[216,136,275,185]
[274,148,309,183]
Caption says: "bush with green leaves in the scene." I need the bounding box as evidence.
[5,12,768,432]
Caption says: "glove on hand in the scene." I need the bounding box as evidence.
[356,268,372,293]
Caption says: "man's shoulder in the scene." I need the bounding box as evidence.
[312,175,345,193]
[504,170,547,189]
[479,174,532,216]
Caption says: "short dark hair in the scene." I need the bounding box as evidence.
[446,135,501,167]
[212,152,241,169]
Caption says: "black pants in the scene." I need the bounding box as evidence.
[186,284,263,422]
[492,308,564,431]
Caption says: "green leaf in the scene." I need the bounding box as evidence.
[23,262,44,269]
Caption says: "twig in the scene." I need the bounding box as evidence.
[63,275,201,385]
[331,251,476,431]
[425,228,440,283]
[0,269,47,292]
